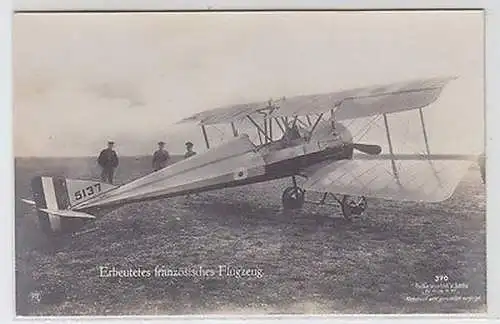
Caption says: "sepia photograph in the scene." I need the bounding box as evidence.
[13,10,486,316]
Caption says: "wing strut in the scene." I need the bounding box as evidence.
[382,113,402,186]
[330,108,336,130]
[281,117,290,131]
[257,131,263,145]
[231,122,239,137]
[269,118,273,141]
[307,113,325,143]
[274,117,285,133]
[201,125,210,149]
[418,108,431,154]
[247,115,273,142]
[263,116,269,143]
[296,118,310,129]
[418,108,444,188]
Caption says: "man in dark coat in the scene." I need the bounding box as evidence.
[98,141,119,184]
[184,141,197,159]
[152,141,170,171]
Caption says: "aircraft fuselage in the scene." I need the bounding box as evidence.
[75,121,354,213]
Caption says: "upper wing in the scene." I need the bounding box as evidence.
[271,76,455,121]
[176,76,455,126]
[177,101,269,125]
[302,155,475,202]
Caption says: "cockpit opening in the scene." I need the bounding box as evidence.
[255,124,308,152]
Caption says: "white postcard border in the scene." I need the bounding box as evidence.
[2,0,499,323]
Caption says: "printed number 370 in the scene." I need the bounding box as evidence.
[434,274,449,282]
[74,183,101,200]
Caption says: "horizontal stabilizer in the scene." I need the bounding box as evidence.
[38,208,96,219]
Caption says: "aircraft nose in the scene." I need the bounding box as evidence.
[335,123,353,144]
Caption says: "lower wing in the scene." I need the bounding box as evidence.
[302,154,478,202]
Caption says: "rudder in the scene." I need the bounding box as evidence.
[30,176,111,235]
[31,176,55,235]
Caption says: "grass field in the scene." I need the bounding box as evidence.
[14,156,486,316]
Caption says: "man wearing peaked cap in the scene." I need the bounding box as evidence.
[97,140,119,184]
[184,141,197,159]
[152,141,170,172]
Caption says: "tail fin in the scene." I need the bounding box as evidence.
[30,176,114,235]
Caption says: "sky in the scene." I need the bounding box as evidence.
[13,11,484,157]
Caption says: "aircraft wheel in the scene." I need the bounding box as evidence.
[341,195,367,220]
[282,186,305,210]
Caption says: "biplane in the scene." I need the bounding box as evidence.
[22,76,485,236]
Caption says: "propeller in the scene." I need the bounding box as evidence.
[350,143,382,155]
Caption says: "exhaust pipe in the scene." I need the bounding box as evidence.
[351,143,382,155]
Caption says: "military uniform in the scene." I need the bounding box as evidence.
[184,142,197,159]
[153,148,170,171]
[184,150,197,159]
[98,148,119,184]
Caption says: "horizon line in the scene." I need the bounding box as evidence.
[14,154,186,159]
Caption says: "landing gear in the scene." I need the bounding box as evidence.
[282,186,306,210]
[340,195,367,220]
[281,176,367,217]
[282,176,305,210]
[304,192,367,220]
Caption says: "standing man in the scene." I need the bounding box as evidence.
[184,141,197,159]
[98,141,119,184]
[152,141,170,171]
